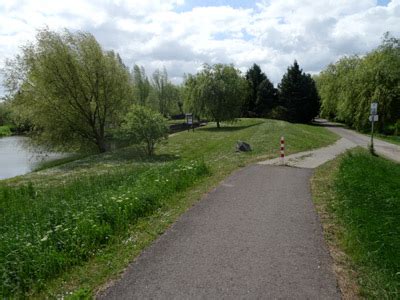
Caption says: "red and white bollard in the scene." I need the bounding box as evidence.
[280,136,285,165]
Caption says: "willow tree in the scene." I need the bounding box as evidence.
[316,33,400,132]
[3,29,132,152]
[132,64,150,106]
[184,64,247,128]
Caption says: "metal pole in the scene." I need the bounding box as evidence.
[371,117,374,151]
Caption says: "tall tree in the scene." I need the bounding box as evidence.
[278,61,320,123]
[315,33,400,132]
[3,29,132,152]
[152,67,169,116]
[243,63,267,116]
[184,64,248,128]
[132,65,150,106]
[256,77,278,116]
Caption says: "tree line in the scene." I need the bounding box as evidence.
[2,28,320,155]
[315,33,400,134]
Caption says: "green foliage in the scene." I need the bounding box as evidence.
[121,105,169,156]
[149,67,183,117]
[0,118,338,297]
[132,65,150,106]
[0,125,12,137]
[242,63,278,117]
[0,101,13,126]
[243,63,267,115]
[316,33,400,132]
[3,28,133,153]
[332,150,400,298]
[257,77,278,116]
[278,61,320,123]
[0,160,209,297]
[184,64,248,128]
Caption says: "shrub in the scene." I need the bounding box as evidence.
[121,105,169,156]
[0,125,12,137]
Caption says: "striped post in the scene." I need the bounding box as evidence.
[280,136,285,165]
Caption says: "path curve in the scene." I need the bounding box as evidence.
[324,122,400,163]
[98,121,400,299]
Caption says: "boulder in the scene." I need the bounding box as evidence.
[236,141,252,152]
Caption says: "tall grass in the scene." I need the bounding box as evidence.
[334,151,400,298]
[0,160,209,296]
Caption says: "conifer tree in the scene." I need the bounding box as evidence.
[243,63,266,116]
[279,61,320,123]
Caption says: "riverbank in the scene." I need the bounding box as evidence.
[0,136,64,180]
[0,118,338,298]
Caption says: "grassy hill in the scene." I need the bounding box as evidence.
[0,118,338,298]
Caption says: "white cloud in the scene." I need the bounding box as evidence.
[1,0,400,94]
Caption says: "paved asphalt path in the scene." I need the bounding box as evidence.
[99,165,340,299]
[318,119,400,163]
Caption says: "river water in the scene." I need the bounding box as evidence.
[0,136,63,180]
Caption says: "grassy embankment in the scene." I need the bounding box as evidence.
[0,118,338,298]
[0,125,12,137]
[312,149,400,299]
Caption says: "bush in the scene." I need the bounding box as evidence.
[266,106,287,120]
[0,125,12,137]
[121,105,169,156]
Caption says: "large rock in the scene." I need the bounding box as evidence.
[236,141,252,152]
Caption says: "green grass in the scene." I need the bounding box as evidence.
[376,134,400,146]
[0,125,12,137]
[33,154,89,172]
[0,160,208,297]
[0,118,338,298]
[312,149,400,299]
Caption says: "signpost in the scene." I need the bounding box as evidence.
[186,113,194,132]
[369,102,378,153]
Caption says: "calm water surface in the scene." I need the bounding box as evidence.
[0,136,63,180]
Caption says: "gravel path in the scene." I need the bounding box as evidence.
[98,165,340,299]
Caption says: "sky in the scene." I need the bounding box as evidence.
[0,0,399,95]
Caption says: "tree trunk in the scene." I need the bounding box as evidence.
[216,120,220,128]
[96,135,108,153]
